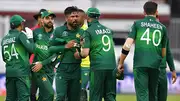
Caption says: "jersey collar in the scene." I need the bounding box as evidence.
[88,19,99,27]
[144,16,156,21]
[9,29,20,34]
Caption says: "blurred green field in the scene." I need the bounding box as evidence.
[0,95,180,101]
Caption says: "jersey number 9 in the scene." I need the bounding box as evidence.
[102,35,111,52]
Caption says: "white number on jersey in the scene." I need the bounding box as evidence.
[4,43,19,61]
[102,35,111,52]
[140,28,161,46]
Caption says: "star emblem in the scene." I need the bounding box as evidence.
[42,77,47,81]
[76,33,80,38]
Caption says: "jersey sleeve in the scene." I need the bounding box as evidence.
[82,31,91,48]
[166,40,175,71]
[161,26,168,48]
[1,43,5,62]
[128,22,137,39]
[41,53,57,66]
[49,28,66,53]
[19,33,35,53]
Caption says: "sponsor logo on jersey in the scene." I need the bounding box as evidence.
[62,31,68,37]
[37,34,43,40]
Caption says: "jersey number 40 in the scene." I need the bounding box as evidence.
[140,28,162,46]
[3,43,19,61]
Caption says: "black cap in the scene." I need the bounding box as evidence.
[33,9,47,20]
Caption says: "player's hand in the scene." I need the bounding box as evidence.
[32,62,43,72]
[117,64,124,74]
[80,37,84,45]
[172,70,177,84]
[74,49,81,59]
[65,40,76,49]
[22,27,33,39]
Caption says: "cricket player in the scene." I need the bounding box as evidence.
[1,15,34,101]
[30,8,47,101]
[118,1,167,101]
[49,6,84,101]
[31,10,57,101]
[74,7,117,101]
[157,39,177,101]
[155,15,177,101]
[78,9,90,101]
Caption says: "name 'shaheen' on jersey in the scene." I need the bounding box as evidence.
[2,37,16,45]
[36,44,48,50]
[95,28,111,35]
[141,22,163,30]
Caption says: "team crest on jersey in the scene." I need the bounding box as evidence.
[42,77,47,81]
[38,34,43,39]
[62,31,68,37]
[76,33,80,38]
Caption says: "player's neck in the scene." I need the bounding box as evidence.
[145,15,156,17]
[67,24,76,30]
[44,27,53,33]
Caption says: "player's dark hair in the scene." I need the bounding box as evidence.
[10,23,20,29]
[78,9,85,13]
[143,1,158,15]
[64,6,79,16]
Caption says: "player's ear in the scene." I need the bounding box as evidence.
[155,10,158,16]
[143,11,146,16]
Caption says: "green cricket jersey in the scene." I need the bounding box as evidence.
[83,20,116,70]
[49,25,84,64]
[160,39,175,71]
[128,16,167,69]
[33,27,56,74]
[1,29,34,77]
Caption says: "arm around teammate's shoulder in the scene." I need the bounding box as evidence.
[19,32,35,53]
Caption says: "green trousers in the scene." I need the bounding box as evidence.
[133,67,160,101]
[32,73,54,101]
[157,68,167,101]
[90,70,116,101]
[56,63,81,101]
[81,67,90,89]
[6,76,30,101]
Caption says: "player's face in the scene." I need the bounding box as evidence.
[42,15,54,28]
[66,12,79,28]
[78,12,85,26]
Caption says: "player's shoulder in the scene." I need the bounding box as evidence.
[156,21,166,29]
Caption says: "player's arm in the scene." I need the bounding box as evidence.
[19,32,35,53]
[32,53,57,72]
[161,27,168,58]
[74,31,90,59]
[1,43,5,62]
[118,22,136,73]
[166,39,177,84]
[166,40,175,72]
[49,28,75,53]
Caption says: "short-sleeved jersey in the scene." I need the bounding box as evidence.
[1,29,34,77]
[33,27,55,74]
[83,20,116,70]
[128,16,167,68]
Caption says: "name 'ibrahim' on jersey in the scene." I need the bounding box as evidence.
[83,20,116,70]
[128,16,167,69]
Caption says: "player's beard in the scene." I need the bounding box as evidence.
[69,20,79,29]
[44,22,53,29]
